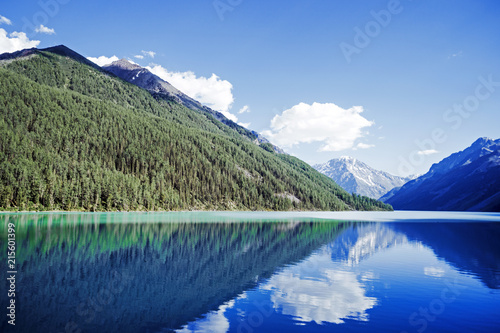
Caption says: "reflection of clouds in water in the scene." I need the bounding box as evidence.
[424,266,446,277]
[261,257,377,324]
[176,291,251,333]
[176,298,237,333]
[177,225,407,331]
[360,271,377,282]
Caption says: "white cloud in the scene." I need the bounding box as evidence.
[355,143,375,150]
[141,50,156,58]
[0,28,40,53]
[448,51,463,59]
[0,15,12,25]
[86,55,119,67]
[220,110,238,123]
[238,122,251,129]
[261,102,373,151]
[134,54,144,59]
[147,64,235,114]
[35,24,55,35]
[238,105,250,114]
[417,149,439,156]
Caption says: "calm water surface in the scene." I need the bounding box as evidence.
[1,212,499,333]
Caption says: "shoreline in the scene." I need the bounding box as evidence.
[1,211,499,223]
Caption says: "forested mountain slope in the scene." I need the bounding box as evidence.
[0,46,391,211]
[102,58,285,154]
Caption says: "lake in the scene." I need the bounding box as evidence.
[1,211,499,332]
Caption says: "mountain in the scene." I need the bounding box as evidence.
[0,45,392,212]
[103,59,212,114]
[381,137,500,211]
[378,186,402,202]
[313,156,413,199]
[102,59,285,154]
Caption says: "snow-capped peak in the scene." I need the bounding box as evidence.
[339,156,356,162]
[313,157,411,199]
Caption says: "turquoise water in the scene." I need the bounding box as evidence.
[1,212,499,332]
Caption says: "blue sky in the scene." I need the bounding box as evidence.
[1,0,499,176]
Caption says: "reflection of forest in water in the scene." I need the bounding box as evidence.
[0,214,350,333]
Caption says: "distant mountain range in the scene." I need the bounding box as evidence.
[313,156,414,199]
[381,137,500,211]
[3,45,496,212]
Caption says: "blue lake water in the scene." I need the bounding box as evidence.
[1,212,499,333]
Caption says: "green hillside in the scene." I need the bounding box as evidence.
[0,46,392,212]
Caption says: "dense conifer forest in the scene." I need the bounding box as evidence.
[0,47,392,211]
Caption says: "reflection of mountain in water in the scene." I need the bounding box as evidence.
[327,221,500,289]
[0,214,350,333]
[391,222,500,289]
[328,223,409,265]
